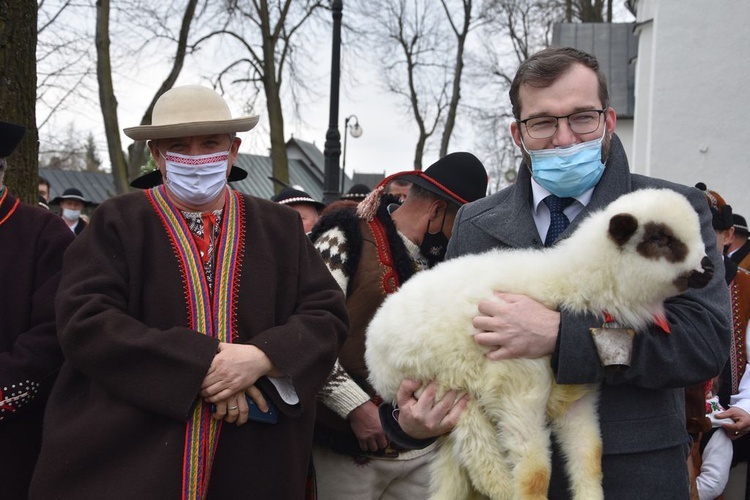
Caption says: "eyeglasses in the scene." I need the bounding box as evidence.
[518,109,605,139]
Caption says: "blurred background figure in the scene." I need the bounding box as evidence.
[384,178,411,203]
[50,187,93,235]
[271,186,326,234]
[340,183,371,203]
[729,214,750,270]
[322,183,371,216]
[38,177,50,204]
[691,183,750,499]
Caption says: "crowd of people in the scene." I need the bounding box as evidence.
[0,46,745,500]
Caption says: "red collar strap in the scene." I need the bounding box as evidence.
[602,310,671,334]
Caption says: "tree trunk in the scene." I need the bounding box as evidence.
[0,0,38,204]
[126,0,200,180]
[95,0,129,195]
[259,0,289,193]
[439,0,471,158]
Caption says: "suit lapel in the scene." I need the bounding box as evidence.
[471,166,542,249]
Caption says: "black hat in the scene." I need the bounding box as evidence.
[356,152,488,221]
[130,166,248,189]
[394,152,487,205]
[735,214,749,237]
[51,188,94,206]
[0,121,26,158]
[340,183,371,201]
[400,152,487,205]
[271,187,325,211]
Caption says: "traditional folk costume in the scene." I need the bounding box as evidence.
[733,245,750,272]
[721,260,750,468]
[0,188,74,499]
[30,187,348,500]
[687,258,750,499]
[730,242,750,272]
[308,152,488,499]
[310,197,437,497]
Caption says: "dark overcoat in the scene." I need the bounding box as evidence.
[0,192,73,499]
[30,190,348,499]
[447,135,731,499]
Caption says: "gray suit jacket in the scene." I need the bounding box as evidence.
[448,135,731,459]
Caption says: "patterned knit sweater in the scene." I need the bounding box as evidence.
[312,210,428,419]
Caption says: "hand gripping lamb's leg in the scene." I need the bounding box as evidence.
[547,384,603,500]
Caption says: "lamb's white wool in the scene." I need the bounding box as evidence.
[365,188,708,500]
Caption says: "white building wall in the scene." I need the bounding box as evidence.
[632,0,750,217]
[614,118,634,161]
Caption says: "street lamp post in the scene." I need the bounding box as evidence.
[341,114,363,192]
[323,0,343,205]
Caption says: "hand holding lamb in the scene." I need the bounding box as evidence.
[365,188,713,500]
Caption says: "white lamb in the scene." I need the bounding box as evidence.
[365,188,713,500]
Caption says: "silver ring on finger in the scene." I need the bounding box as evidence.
[228,405,239,411]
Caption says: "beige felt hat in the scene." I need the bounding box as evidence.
[123,85,259,141]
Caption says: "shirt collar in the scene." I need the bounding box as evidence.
[530,177,595,214]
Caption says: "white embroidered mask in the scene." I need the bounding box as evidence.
[162,151,229,206]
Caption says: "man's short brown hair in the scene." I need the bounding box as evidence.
[509,47,610,119]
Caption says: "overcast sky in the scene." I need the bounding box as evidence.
[36,2,487,182]
[36,1,634,184]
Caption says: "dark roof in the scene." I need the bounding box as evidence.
[351,172,384,190]
[230,153,325,202]
[552,22,638,118]
[286,137,325,180]
[40,167,115,205]
[39,140,346,206]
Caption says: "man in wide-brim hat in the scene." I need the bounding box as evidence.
[0,120,74,498]
[30,86,348,500]
[50,187,94,235]
[308,152,488,499]
[126,84,256,191]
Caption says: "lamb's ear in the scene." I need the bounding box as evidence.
[608,213,638,246]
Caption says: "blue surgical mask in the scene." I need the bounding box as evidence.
[62,208,81,221]
[522,128,606,198]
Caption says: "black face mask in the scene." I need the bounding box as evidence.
[419,211,449,267]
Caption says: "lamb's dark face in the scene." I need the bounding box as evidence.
[637,221,688,263]
[608,213,714,293]
[638,221,714,291]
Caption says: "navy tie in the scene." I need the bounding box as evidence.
[543,195,575,246]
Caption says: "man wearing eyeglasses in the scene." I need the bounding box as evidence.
[388,47,731,498]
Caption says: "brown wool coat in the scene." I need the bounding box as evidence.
[30,190,348,500]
